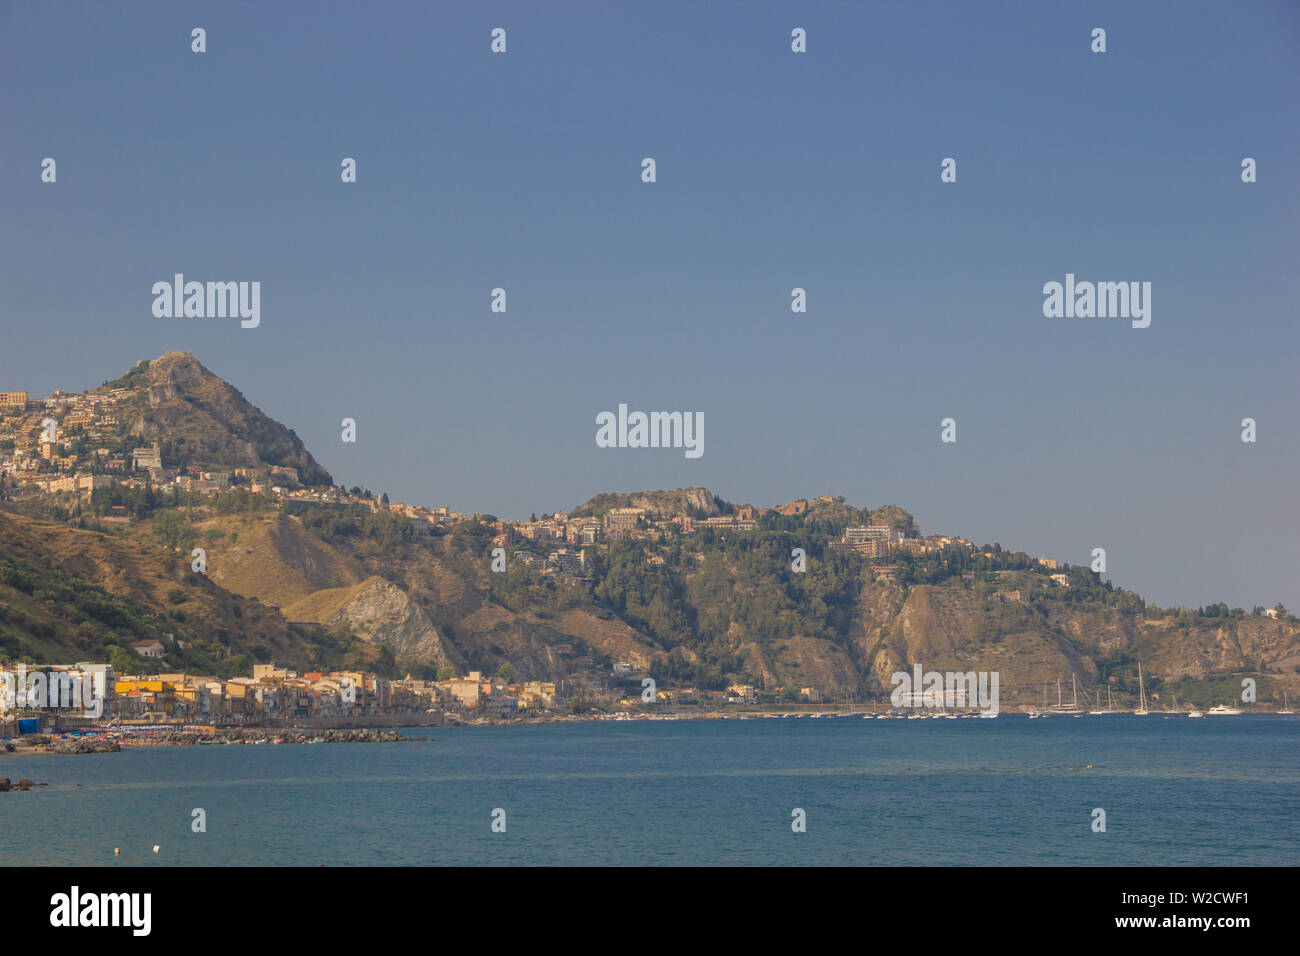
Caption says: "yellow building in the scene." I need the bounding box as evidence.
[113,679,176,717]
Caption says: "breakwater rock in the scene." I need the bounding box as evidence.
[49,737,122,755]
[119,727,424,747]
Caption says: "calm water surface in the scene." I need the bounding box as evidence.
[1,716,1296,866]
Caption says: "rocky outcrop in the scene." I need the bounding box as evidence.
[573,487,721,518]
[48,738,120,754]
[323,578,452,665]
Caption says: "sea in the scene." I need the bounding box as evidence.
[2,715,1296,866]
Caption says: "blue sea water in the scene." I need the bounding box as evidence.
[1,716,1296,866]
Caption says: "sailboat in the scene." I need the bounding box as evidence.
[1279,691,1294,715]
[1164,692,1180,719]
[1050,674,1085,714]
[1088,689,1105,716]
[1072,674,1085,715]
[1133,662,1150,715]
[1029,683,1049,718]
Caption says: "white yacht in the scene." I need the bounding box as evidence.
[1207,703,1242,715]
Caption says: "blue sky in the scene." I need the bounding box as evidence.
[2,0,1297,610]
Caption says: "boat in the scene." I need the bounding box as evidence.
[1087,689,1105,715]
[1188,708,1205,718]
[1028,682,1051,718]
[1134,662,1150,715]
[1207,703,1241,715]
[1049,675,1085,715]
[1279,692,1294,715]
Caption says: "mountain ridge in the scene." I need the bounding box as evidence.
[2,353,1297,706]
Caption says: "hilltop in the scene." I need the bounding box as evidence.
[570,487,724,519]
[97,351,332,485]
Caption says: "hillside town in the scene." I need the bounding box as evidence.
[1,380,1079,581]
[0,660,567,733]
[0,658,814,737]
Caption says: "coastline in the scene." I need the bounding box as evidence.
[1,726,425,755]
[5,708,1297,756]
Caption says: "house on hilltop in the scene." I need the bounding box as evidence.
[130,639,165,659]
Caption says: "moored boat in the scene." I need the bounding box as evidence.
[1207,703,1241,715]
[1134,662,1150,715]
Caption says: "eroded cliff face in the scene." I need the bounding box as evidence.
[839,582,1300,705]
[323,578,452,665]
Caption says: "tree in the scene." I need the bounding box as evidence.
[151,510,194,550]
[108,645,137,675]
